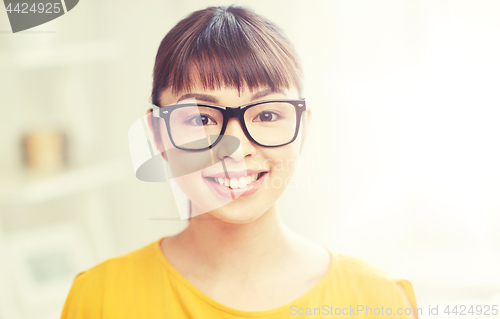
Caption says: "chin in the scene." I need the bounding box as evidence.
[206,202,267,224]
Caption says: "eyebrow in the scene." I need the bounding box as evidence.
[251,88,285,101]
[176,88,285,104]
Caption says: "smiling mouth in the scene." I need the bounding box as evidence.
[204,172,268,189]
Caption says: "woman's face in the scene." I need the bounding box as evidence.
[156,83,306,224]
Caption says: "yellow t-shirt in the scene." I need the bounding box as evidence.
[60,237,419,318]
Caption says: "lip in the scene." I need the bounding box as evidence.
[203,169,268,179]
[204,171,269,198]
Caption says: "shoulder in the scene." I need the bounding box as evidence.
[80,239,158,282]
[60,239,162,318]
[333,253,395,282]
[329,252,417,309]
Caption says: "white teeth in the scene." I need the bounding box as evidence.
[230,178,238,189]
[238,177,247,188]
[212,173,264,189]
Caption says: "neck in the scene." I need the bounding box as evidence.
[176,204,298,280]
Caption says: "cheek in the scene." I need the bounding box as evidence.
[159,122,214,178]
[158,120,173,150]
[263,145,300,181]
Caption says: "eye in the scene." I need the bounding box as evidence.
[254,111,280,122]
[186,115,217,126]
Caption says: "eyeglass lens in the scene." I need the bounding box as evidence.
[168,102,297,149]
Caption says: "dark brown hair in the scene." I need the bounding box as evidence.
[151,5,303,106]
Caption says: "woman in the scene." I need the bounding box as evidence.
[61,5,418,318]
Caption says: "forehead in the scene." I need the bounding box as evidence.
[158,84,298,106]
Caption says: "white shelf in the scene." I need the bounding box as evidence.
[0,41,119,69]
[0,160,130,203]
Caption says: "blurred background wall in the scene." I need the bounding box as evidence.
[1,0,499,318]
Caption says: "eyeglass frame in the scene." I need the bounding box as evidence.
[151,99,307,152]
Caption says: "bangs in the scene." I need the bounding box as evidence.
[152,6,303,105]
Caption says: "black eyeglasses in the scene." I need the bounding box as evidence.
[152,99,307,151]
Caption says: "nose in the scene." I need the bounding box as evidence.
[215,118,256,161]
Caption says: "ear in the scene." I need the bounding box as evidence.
[299,108,311,152]
[146,109,168,161]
